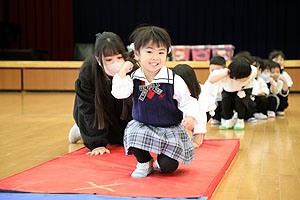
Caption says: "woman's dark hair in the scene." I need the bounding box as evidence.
[210,55,226,66]
[129,25,171,53]
[228,59,251,79]
[92,32,128,129]
[172,64,201,100]
[268,49,285,60]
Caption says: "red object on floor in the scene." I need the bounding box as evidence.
[0,139,239,199]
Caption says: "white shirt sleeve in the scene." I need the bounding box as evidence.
[111,74,133,99]
[173,74,201,123]
[282,71,293,88]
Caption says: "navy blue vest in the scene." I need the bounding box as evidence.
[132,73,183,127]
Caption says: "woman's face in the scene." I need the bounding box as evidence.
[98,53,125,77]
[102,54,124,66]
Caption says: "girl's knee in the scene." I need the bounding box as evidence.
[157,154,179,173]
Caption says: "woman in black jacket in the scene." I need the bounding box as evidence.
[69,32,138,155]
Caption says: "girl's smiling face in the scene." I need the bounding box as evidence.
[272,55,284,67]
[270,67,281,80]
[135,41,167,79]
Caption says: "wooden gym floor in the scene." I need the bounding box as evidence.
[0,92,300,200]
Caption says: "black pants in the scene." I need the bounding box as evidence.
[277,95,288,112]
[267,95,279,112]
[245,98,256,120]
[222,89,251,120]
[212,101,223,121]
[129,147,179,173]
[255,96,268,115]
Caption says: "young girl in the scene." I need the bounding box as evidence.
[69,32,138,156]
[266,61,288,117]
[251,57,269,119]
[269,50,292,115]
[112,26,200,178]
[208,58,257,130]
[204,55,226,125]
[173,64,216,147]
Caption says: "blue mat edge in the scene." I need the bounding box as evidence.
[0,192,207,200]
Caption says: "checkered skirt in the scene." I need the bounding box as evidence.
[124,120,194,164]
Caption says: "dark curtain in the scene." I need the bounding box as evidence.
[7,0,73,60]
[74,0,300,59]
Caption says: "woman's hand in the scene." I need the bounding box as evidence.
[181,116,195,131]
[86,147,110,156]
[118,61,134,78]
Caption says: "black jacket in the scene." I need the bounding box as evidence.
[73,56,137,150]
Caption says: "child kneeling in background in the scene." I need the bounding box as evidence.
[208,58,257,130]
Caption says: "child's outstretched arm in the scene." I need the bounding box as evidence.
[111,61,134,99]
[208,68,230,83]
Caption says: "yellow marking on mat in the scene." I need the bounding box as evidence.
[73,182,124,192]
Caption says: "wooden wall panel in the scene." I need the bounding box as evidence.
[0,69,22,90]
[284,68,300,92]
[23,69,79,90]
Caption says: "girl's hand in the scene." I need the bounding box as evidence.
[269,77,274,83]
[279,75,287,83]
[193,134,205,148]
[118,61,134,78]
[86,147,110,156]
[181,116,195,131]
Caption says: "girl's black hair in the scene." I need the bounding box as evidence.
[129,25,171,53]
[251,56,263,68]
[268,49,285,60]
[269,60,281,71]
[210,55,226,66]
[92,32,129,129]
[261,59,270,72]
[228,59,251,79]
[233,51,252,64]
[172,64,201,100]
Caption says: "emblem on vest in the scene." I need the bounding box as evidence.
[138,83,163,101]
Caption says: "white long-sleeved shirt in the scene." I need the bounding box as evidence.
[208,65,257,92]
[252,77,270,96]
[204,78,223,102]
[111,66,202,128]
[192,84,218,135]
[281,70,293,88]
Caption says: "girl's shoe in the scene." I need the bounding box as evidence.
[234,119,244,130]
[267,111,276,118]
[68,124,81,144]
[131,159,154,178]
[219,119,234,129]
[276,111,285,116]
[211,119,220,125]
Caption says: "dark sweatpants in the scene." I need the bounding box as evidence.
[222,89,252,120]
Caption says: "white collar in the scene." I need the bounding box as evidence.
[131,66,174,84]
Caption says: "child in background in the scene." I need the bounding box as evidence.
[112,26,200,178]
[69,32,138,155]
[208,59,257,130]
[266,61,289,117]
[269,50,292,115]
[251,56,269,119]
[173,64,216,147]
[204,55,226,125]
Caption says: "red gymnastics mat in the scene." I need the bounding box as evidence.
[0,139,239,200]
